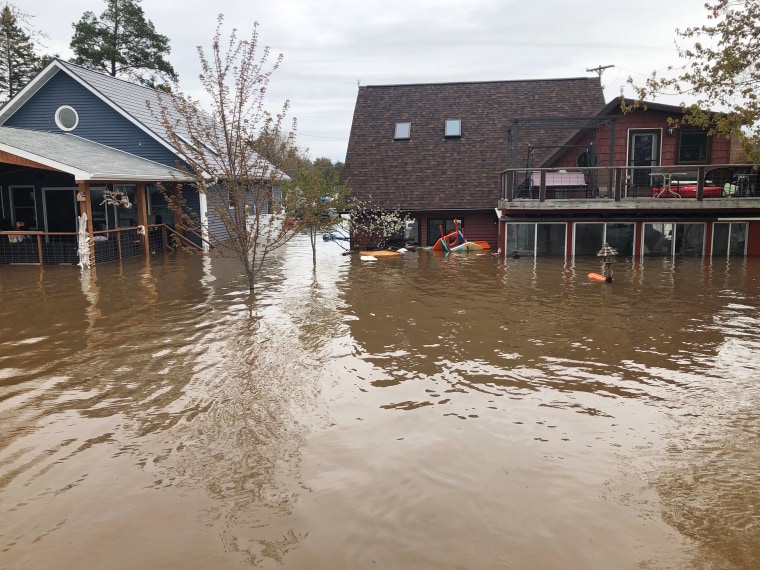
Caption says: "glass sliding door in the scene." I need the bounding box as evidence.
[642,222,706,257]
[505,223,566,257]
[628,130,661,197]
[713,222,747,257]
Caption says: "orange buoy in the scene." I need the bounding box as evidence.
[587,272,608,282]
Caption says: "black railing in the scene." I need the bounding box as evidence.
[500,164,760,203]
[0,224,195,266]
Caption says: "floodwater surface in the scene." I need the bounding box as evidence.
[1,238,760,569]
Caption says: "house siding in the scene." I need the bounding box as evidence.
[2,71,179,167]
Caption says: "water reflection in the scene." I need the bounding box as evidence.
[1,242,760,568]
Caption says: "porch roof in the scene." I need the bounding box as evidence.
[0,126,192,183]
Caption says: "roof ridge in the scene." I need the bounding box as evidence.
[361,77,599,89]
[55,58,162,95]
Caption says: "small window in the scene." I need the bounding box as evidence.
[445,119,461,138]
[678,129,710,164]
[394,122,411,140]
[55,105,79,131]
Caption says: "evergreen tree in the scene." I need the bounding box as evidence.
[0,4,41,102]
[70,0,177,85]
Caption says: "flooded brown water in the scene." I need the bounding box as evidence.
[2,238,760,569]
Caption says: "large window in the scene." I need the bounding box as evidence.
[678,129,710,164]
[427,218,460,246]
[574,223,635,257]
[148,185,174,225]
[505,223,566,257]
[642,222,705,257]
[10,186,37,229]
[90,185,137,230]
[713,222,747,257]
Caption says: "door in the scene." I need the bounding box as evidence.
[628,131,660,197]
[43,188,78,232]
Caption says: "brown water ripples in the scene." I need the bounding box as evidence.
[2,241,760,569]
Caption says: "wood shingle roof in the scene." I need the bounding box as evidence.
[343,77,605,211]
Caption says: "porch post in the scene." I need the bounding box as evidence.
[135,182,149,255]
[77,181,94,265]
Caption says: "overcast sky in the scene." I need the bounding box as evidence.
[23,0,710,162]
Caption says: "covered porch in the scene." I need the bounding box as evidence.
[0,127,197,265]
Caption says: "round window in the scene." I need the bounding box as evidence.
[55,106,79,131]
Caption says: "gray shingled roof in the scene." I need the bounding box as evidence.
[0,126,191,182]
[343,78,606,211]
[0,59,285,179]
[55,59,192,149]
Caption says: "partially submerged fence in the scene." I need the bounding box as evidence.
[0,224,206,266]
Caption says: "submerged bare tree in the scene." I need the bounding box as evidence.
[152,16,299,290]
[287,163,350,266]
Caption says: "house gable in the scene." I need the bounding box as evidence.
[343,77,606,212]
[1,70,180,168]
[544,97,732,169]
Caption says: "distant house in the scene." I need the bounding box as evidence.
[343,77,606,248]
[0,58,284,265]
[344,78,760,258]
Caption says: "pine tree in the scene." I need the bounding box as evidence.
[0,4,40,102]
[70,0,176,86]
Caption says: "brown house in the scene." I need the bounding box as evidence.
[343,77,606,248]
[345,78,759,258]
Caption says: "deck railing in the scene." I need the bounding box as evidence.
[0,224,204,266]
[500,164,759,203]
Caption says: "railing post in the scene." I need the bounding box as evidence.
[506,172,514,202]
[135,182,149,255]
[36,234,43,264]
[614,168,622,201]
[116,229,123,260]
[539,170,547,202]
[696,166,705,201]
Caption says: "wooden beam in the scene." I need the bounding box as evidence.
[0,150,60,172]
[77,181,95,265]
[135,182,149,255]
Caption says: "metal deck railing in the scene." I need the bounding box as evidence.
[500,164,759,203]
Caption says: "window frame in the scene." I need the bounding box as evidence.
[54,105,79,131]
[444,119,461,138]
[394,121,411,140]
[677,128,711,165]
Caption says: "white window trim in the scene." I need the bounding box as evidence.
[394,121,411,140]
[55,105,79,131]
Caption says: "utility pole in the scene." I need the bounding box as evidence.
[586,64,615,87]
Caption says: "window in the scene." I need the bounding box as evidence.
[444,119,461,138]
[574,223,635,257]
[10,186,37,229]
[678,129,710,163]
[54,105,79,131]
[394,122,411,140]
[427,218,459,246]
[504,222,566,257]
[642,222,705,257]
[713,222,747,257]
